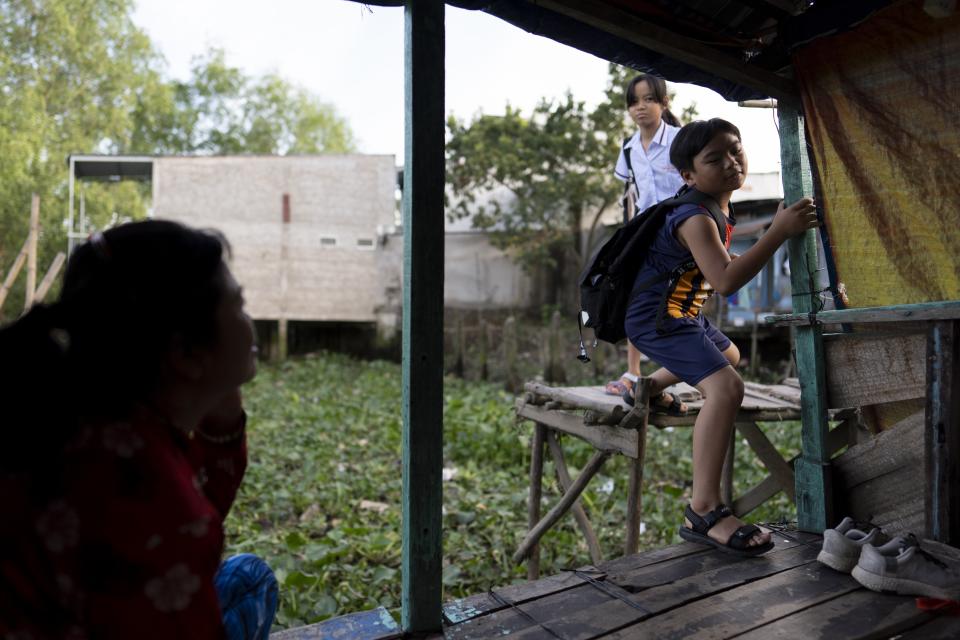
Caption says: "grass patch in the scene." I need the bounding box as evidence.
[226,352,800,629]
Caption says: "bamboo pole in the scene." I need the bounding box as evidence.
[25,194,40,308]
[0,237,30,312]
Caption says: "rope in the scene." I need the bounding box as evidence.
[572,570,651,614]
[486,589,565,639]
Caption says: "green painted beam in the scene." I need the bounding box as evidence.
[401,0,444,632]
[767,300,960,326]
[778,103,833,532]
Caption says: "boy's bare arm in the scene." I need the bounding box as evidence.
[678,198,818,296]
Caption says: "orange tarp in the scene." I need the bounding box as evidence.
[795,1,960,308]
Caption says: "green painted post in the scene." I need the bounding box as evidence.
[402,0,444,632]
[778,103,833,532]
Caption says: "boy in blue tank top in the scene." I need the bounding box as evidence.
[625,118,818,556]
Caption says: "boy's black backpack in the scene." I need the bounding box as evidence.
[577,186,727,358]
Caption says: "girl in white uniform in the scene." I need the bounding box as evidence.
[605,74,688,416]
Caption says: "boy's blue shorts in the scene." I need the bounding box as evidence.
[628,313,733,386]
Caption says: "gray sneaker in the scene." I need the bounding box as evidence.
[817,517,889,573]
[852,534,960,600]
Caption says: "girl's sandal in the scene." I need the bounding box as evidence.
[678,503,774,557]
[604,378,632,396]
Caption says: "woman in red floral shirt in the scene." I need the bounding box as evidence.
[0,221,277,639]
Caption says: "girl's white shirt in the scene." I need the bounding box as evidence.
[614,119,684,214]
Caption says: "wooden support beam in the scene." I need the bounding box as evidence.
[733,421,849,517]
[779,105,832,532]
[536,0,798,101]
[517,402,639,458]
[33,252,66,303]
[527,424,546,580]
[624,378,651,555]
[25,194,39,308]
[276,319,288,362]
[767,300,960,326]
[720,430,736,507]
[736,422,796,501]
[546,430,603,565]
[401,0,444,633]
[0,236,30,312]
[512,449,610,564]
[925,320,960,545]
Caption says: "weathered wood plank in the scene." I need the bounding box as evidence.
[823,332,926,409]
[780,105,832,533]
[609,534,819,593]
[270,607,401,640]
[595,542,709,575]
[894,616,960,639]
[834,410,924,488]
[744,382,801,404]
[546,430,603,565]
[604,562,858,639]
[504,543,823,640]
[516,403,639,458]
[732,589,933,640]
[767,300,960,326]
[513,450,611,564]
[442,570,605,625]
[400,0,445,632]
[834,410,925,535]
[926,320,960,545]
[444,578,619,640]
[524,382,627,421]
[741,387,799,409]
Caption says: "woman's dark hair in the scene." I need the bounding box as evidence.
[669,118,743,173]
[0,220,228,465]
[625,74,681,127]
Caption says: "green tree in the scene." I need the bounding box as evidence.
[134,48,356,156]
[446,63,697,307]
[0,2,355,321]
[0,0,162,320]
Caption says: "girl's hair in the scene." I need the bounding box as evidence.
[0,220,228,467]
[669,118,743,173]
[625,74,681,127]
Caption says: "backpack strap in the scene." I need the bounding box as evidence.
[630,188,729,308]
[622,137,634,225]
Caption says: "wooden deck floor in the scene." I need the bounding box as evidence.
[436,529,959,640]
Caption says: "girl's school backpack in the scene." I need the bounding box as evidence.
[576,186,726,360]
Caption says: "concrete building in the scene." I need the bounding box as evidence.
[67,154,402,349]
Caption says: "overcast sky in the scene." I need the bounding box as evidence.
[132,0,783,172]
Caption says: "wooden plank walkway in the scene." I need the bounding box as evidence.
[437,529,959,640]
